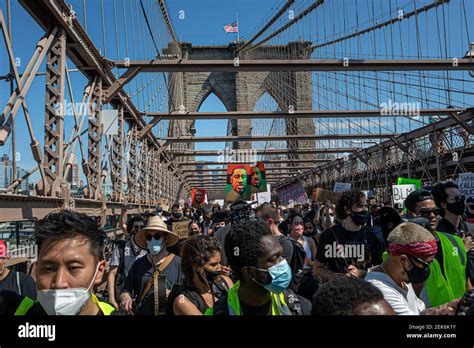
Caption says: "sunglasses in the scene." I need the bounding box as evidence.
[145,234,162,241]
[406,254,432,269]
[132,224,144,230]
[418,208,440,217]
[469,204,474,209]
[448,195,465,203]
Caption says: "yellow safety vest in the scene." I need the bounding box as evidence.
[420,231,467,307]
[14,294,115,316]
[205,281,292,316]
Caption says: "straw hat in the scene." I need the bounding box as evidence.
[134,216,179,249]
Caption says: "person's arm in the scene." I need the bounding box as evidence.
[421,298,460,315]
[119,206,128,235]
[118,264,135,314]
[107,267,119,309]
[313,260,338,281]
[173,294,203,315]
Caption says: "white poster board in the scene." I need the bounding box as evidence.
[392,184,417,204]
[257,184,271,204]
[458,173,474,200]
[333,182,352,192]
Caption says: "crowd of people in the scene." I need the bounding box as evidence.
[0,180,473,316]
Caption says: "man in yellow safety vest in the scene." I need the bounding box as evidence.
[404,189,472,308]
[1,211,115,315]
[207,219,311,316]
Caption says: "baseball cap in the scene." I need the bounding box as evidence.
[404,189,434,212]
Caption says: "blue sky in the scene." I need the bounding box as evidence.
[0,0,473,184]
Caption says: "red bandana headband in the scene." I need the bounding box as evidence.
[388,240,437,257]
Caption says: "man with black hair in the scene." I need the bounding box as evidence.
[3,210,115,315]
[165,203,187,229]
[405,188,473,307]
[313,190,383,281]
[432,181,473,249]
[213,203,243,266]
[107,213,147,308]
[432,181,474,286]
[209,210,230,236]
[209,220,311,315]
[311,275,395,315]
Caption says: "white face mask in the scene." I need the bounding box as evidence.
[37,264,99,315]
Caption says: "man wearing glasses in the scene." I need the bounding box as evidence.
[366,222,460,315]
[404,188,472,308]
[119,216,182,315]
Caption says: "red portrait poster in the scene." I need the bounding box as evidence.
[191,188,206,207]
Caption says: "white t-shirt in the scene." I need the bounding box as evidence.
[365,269,426,315]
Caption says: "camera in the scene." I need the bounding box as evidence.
[378,207,431,243]
[456,289,474,315]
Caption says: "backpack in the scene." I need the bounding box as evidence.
[278,235,306,292]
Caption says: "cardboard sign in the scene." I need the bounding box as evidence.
[278,181,308,205]
[458,173,474,200]
[333,182,352,192]
[172,221,189,240]
[392,184,417,204]
[314,188,342,204]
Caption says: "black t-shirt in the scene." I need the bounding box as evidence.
[240,299,272,315]
[315,223,383,273]
[165,284,209,315]
[436,218,467,235]
[0,270,37,300]
[121,253,182,314]
[212,290,312,315]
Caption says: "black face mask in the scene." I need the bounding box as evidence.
[351,210,369,226]
[172,212,183,219]
[446,201,465,216]
[204,269,221,283]
[404,258,431,284]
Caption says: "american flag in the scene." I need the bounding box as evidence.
[224,21,238,33]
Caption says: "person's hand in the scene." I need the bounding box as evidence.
[463,234,472,251]
[221,265,231,276]
[345,265,363,278]
[427,298,460,315]
[110,299,119,310]
[119,293,134,314]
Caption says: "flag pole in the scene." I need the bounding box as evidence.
[236,13,240,43]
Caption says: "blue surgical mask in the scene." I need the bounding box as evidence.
[147,238,163,255]
[252,259,292,294]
